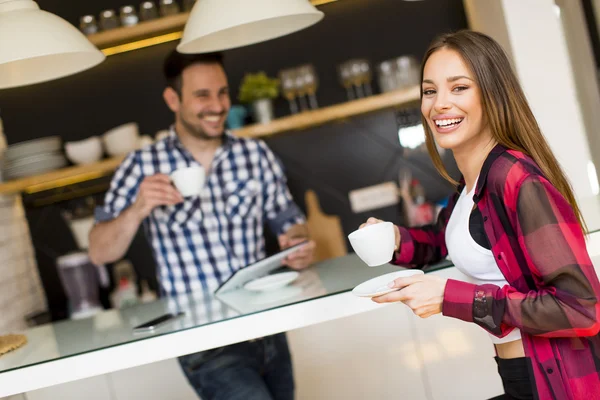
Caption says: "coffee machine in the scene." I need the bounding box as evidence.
[58,196,108,319]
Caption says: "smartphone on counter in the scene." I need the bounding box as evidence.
[133,312,185,334]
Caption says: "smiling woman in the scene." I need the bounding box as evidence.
[420,49,490,185]
[357,30,600,400]
[420,32,585,235]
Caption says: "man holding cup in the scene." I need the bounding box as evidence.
[89,50,316,400]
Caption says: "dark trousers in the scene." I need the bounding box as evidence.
[488,357,535,400]
[178,333,294,400]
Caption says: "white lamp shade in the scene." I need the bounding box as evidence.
[0,0,105,89]
[177,0,324,54]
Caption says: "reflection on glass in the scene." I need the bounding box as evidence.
[217,269,328,314]
[166,291,238,329]
[250,286,304,306]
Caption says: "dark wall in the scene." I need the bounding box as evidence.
[1,0,468,320]
[267,108,460,239]
[0,0,468,143]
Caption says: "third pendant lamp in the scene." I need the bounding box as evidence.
[177,0,324,54]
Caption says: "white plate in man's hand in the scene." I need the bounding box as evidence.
[352,269,424,298]
[244,271,300,292]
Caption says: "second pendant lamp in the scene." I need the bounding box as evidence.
[178,0,324,54]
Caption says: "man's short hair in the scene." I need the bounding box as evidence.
[163,50,225,96]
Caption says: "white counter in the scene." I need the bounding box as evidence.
[0,254,454,397]
[3,231,600,399]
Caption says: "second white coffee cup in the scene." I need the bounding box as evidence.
[170,166,205,197]
[348,221,396,267]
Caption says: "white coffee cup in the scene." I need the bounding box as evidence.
[348,221,396,267]
[170,166,205,197]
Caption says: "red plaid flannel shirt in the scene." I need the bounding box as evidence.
[393,144,600,399]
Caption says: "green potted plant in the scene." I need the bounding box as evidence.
[238,72,279,124]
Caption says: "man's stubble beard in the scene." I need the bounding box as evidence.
[179,112,224,141]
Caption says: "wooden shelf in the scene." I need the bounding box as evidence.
[235,85,420,138]
[88,13,189,49]
[0,156,125,196]
[0,85,420,196]
[87,0,337,51]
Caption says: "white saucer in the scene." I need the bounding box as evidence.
[352,269,425,298]
[244,271,300,292]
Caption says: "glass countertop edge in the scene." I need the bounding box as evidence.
[0,287,375,374]
[0,259,457,375]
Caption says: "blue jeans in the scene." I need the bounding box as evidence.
[178,333,294,400]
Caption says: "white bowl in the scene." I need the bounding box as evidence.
[65,136,103,165]
[348,221,396,267]
[102,122,139,156]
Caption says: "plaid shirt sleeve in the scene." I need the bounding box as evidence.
[257,140,305,235]
[391,192,458,268]
[95,151,144,223]
[443,174,600,338]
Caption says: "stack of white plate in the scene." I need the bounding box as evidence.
[3,136,67,180]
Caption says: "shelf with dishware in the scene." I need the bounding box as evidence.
[0,156,126,196]
[0,84,420,196]
[86,0,337,55]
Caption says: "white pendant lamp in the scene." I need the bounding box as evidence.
[0,0,105,89]
[178,0,324,54]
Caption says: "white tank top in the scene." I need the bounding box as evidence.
[445,178,521,344]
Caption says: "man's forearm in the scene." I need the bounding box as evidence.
[88,206,143,265]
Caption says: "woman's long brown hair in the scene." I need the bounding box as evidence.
[421,30,587,233]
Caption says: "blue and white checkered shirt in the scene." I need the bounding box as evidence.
[96,128,305,296]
